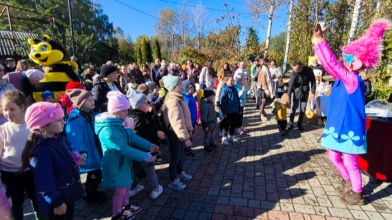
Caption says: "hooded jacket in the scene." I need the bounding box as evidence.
[66,108,102,173]
[219,84,240,115]
[30,135,85,214]
[95,113,151,189]
[163,92,193,141]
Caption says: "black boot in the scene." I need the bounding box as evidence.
[209,142,219,149]
[204,146,214,153]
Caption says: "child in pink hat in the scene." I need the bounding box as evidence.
[95,91,159,220]
[21,102,85,219]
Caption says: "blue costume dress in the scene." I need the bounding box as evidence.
[313,41,367,155]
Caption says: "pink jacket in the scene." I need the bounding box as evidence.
[313,41,358,94]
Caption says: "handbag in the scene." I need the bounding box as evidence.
[294,86,303,100]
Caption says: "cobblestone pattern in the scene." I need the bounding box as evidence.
[21,100,392,219]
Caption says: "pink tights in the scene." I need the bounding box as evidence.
[328,149,362,193]
[113,186,131,216]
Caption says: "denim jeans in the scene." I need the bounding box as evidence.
[289,93,309,127]
[131,161,159,189]
[167,131,185,181]
[203,129,214,146]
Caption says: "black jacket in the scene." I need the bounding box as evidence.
[151,64,160,83]
[129,69,144,85]
[128,109,160,145]
[91,76,124,113]
[287,66,316,99]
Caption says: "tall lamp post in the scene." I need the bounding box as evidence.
[67,0,75,56]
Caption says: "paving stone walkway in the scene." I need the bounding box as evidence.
[23,100,392,220]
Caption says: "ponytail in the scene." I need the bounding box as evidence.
[19,131,40,174]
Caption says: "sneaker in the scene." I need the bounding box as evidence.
[219,130,226,137]
[129,185,145,198]
[222,137,229,146]
[112,210,134,220]
[204,146,214,153]
[178,171,192,181]
[150,185,163,199]
[339,191,364,206]
[260,114,268,122]
[168,178,186,190]
[240,127,247,133]
[228,135,239,142]
[286,123,294,130]
[154,158,163,164]
[337,180,352,197]
[185,152,199,159]
[209,142,219,149]
[123,204,142,214]
[235,128,244,135]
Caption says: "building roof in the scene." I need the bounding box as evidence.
[0,30,38,57]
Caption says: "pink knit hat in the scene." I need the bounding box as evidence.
[107,91,130,113]
[25,102,64,130]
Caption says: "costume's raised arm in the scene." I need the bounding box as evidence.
[313,41,358,94]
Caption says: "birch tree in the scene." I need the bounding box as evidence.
[191,2,207,51]
[246,0,286,58]
[283,0,294,72]
[347,0,363,44]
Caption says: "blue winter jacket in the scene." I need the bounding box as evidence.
[95,113,152,189]
[182,92,198,125]
[66,108,102,173]
[30,135,85,214]
[234,83,247,107]
[219,84,241,114]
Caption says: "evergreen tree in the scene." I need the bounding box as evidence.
[141,37,148,64]
[146,38,153,62]
[244,27,260,58]
[153,38,162,60]
[137,46,142,65]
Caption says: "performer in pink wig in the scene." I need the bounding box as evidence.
[311,19,390,205]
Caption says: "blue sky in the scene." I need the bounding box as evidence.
[95,0,289,43]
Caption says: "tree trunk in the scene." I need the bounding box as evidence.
[348,0,363,44]
[283,0,294,72]
[264,5,275,58]
[375,0,382,18]
[198,32,201,52]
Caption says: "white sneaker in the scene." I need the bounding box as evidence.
[219,130,226,137]
[129,184,145,198]
[222,137,229,146]
[150,185,163,199]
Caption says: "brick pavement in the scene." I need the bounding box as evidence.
[22,100,392,220]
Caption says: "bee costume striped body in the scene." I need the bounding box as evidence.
[28,35,80,102]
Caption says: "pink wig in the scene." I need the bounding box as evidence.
[342,18,391,69]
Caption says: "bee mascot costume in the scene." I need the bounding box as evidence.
[28,35,80,102]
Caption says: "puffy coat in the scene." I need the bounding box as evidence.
[66,108,102,173]
[95,113,151,189]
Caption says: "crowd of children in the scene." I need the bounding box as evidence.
[0,60,256,220]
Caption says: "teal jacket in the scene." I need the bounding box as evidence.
[95,113,151,189]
